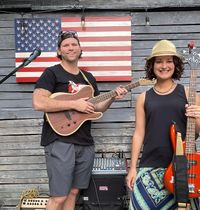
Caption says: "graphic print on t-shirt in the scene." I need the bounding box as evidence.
[68,81,86,93]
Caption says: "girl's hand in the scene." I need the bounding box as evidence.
[185,104,200,118]
[126,167,137,191]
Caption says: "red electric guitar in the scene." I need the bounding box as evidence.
[164,41,200,198]
[45,78,155,136]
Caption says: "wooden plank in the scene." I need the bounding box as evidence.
[0,119,134,129]
[0,108,133,121]
[0,76,17,84]
[0,156,46,164]
[134,25,200,34]
[30,0,200,10]
[0,108,42,119]
[0,135,41,143]
[0,149,44,156]
[0,20,14,28]
[0,124,133,136]
[0,141,42,150]
[0,98,131,109]
[0,50,15,58]
[0,163,46,171]
[0,119,43,128]
[132,11,200,25]
[2,0,200,8]
[92,128,133,136]
[0,57,15,66]
[0,35,15,49]
[0,183,49,207]
[0,99,32,108]
[132,33,200,40]
[95,143,131,153]
[132,39,200,49]
[0,83,35,91]
[0,170,48,180]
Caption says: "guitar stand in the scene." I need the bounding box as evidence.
[173,132,190,210]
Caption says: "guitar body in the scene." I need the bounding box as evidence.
[45,78,155,136]
[45,86,103,136]
[163,124,200,198]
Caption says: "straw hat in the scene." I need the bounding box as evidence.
[145,39,183,61]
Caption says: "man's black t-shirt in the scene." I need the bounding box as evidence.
[35,64,100,146]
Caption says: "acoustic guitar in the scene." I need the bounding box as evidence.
[164,42,200,198]
[45,78,154,136]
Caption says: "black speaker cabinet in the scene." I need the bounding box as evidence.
[82,174,127,210]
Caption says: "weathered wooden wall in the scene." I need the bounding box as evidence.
[0,1,200,209]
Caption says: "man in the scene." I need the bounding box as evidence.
[32,31,127,210]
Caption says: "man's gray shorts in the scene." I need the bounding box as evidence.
[44,141,95,196]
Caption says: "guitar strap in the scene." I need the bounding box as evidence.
[80,70,93,87]
[172,132,190,209]
[173,155,190,208]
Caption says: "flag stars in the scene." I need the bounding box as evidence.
[15,18,60,52]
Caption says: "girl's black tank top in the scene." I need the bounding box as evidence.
[139,84,188,168]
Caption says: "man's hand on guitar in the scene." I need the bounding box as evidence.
[74,97,95,114]
[114,86,128,99]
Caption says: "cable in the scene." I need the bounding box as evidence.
[91,175,102,210]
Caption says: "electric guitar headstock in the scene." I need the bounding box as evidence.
[181,41,200,105]
[181,40,200,69]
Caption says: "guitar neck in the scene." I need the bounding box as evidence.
[88,81,140,104]
[185,69,197,154]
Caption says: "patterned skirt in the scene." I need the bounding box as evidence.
[129,168,199,210]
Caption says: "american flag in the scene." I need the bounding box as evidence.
[15,16,132,83]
